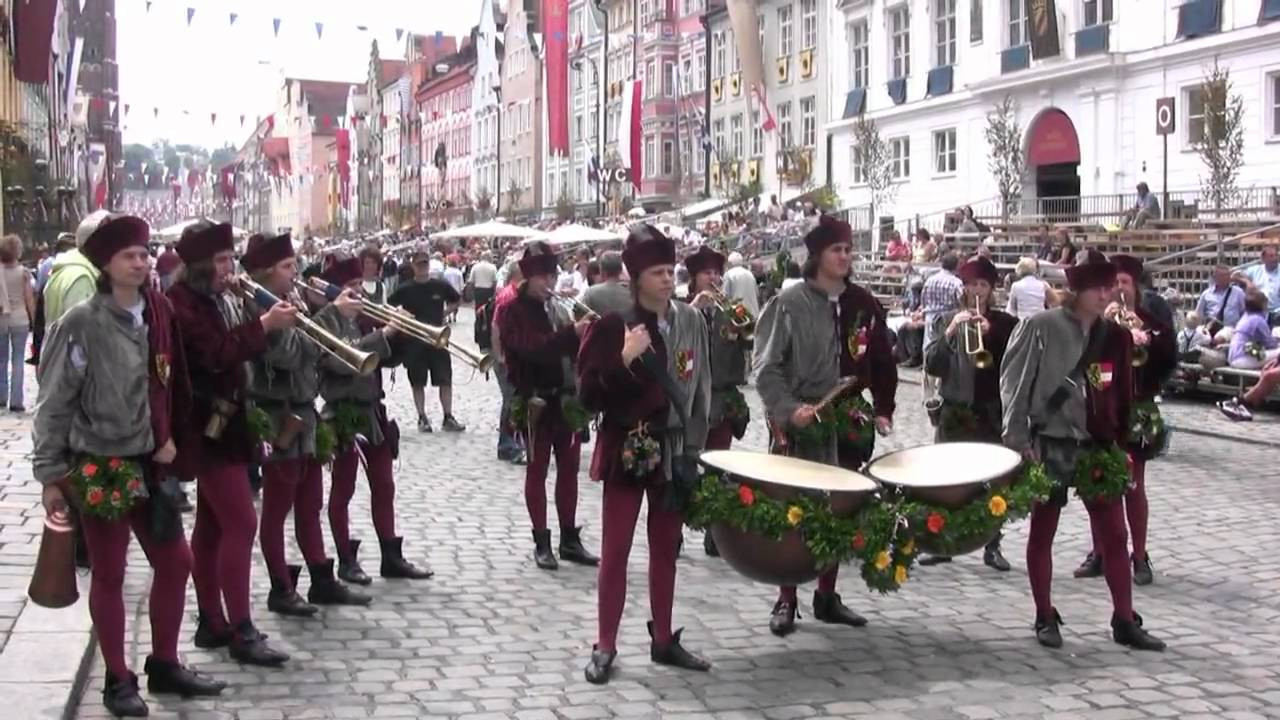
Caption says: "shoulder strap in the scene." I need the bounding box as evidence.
[623,308,690,429]
[1044,319,1110,417]
[1216,285,1234,323]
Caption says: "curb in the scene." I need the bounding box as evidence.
[61,626,97,720]
[0,578,98,720]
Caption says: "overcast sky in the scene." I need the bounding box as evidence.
[117,0,481,150]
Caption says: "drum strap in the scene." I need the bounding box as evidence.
[1043,319,1110,419]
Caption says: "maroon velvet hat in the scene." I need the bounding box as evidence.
[240,231,295,272]
[154,249,182,275]
[958,256,998,286]
[518,241,560,278]
[1110,253,1143,282]
[175,221,235,264]
[1066,248,1117,291]
[82,215,150,270]
[622,224,676,278]
[803,215,853,257]
[684,245,725,277]
[320,257,362,287]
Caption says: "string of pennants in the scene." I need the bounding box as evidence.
[142,0,421,45]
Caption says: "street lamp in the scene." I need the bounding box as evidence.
[493,84,502,217]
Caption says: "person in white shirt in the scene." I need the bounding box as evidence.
[469,251,499,308]
[1006,257,1054,320]
[721,251,759,318]
[442,256,465,323]
[555,249,590,298]
[428,251,445,279]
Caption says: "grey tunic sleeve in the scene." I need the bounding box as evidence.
[32,318,88,485]
[684,308,711,453]
[753,297,799,428]
[999,317,1043,452]
[923,311,957,378]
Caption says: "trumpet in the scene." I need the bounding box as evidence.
[964,296,994,369]
[1116,296,1148,367]
[234,276,381,376]
[709,284,755,339]
[553,295,599,322]
[302,278,451,349]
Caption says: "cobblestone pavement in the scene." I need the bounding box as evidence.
[58,311,1280,719]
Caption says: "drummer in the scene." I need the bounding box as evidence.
[918,256,1017,571]
[754,215,898,637]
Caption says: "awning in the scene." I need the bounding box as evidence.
[1026,109,1080,167]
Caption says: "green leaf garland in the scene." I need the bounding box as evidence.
[898,463,1052,557]
[314,421,337,464]
[247,406,274,443]
[1073,444,1131,502]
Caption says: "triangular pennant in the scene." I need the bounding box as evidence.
[315,22,324,40]
[108,100,117,117]
[273,18,282,37]
[229,13,238,26]
[322,115,332,128]
[124,103,130,116]
[210,113,217,126]
[395,28,404,42]
[145,1,152,11]
[186,8,195,25]
[240,114,246,127]
[153,107,159,118]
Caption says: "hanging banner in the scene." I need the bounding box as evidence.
[618,80,642,190]
[726,0,771,133]
[543,0,569,156]
[88,142,108,210]
[1025,0,1060,59]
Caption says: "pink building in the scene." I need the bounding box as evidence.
[419,37,477,226]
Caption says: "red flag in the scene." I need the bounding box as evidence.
[542,0,569,156]
[322,115,333,128]
[620,80,643,189]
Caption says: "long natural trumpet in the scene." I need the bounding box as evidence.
[303,278,451,349]
[235,276,381,375]
[709,284,755,339]
[1117,296,1148,367]
[965,295,993,369]
[553,295,599,322]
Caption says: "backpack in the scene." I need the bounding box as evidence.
[474,295,495,350]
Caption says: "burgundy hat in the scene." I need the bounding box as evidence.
[684,246,725,277]
[803,215,853,257]
[957,256,998,286]
[622,224,676,278]
[154,248,183,276]
[240,231,295,272]
[320,257,362,287]
[175,221,235,264]
[1110,253,1143,282]
[82,215,150,269]
[1066,248,1117,291]
[518,241,560,278]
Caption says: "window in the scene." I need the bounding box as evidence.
[664,62,676,96]
[890,6,911,79]
[849,21,869,89]
[777,101,792,147]
[662,139,675,175]
[935,0,956,67]
[1083,0,1113,26]
[712,32,726,77]
[1272,73,1280,138]
[890,136,911,178]
[1186,85,1206,144]
[758,14,766,55]
[849,144,865,184]
[778,5,793,57]
[933,129,957,174]
[732,31,741,71]
[645,136,656,177]
[751,111,763,155]
[681,58,692,94]
[1008,0,1028,47]
[731,113,744,158]
[646,61,657,98]
[800,0,817,50]
[713,118,726,152]
[694,54,705,90]
[800,96,816,147]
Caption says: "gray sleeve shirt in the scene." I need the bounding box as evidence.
[999,307,1091,451]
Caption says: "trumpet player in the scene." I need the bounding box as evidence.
[241,233,371,615]
[167,222,293,666]
[388,250,464,433]
[1073,254,1176,586]
[499,241,597,570]
[920,256,1018,571]
[312,258,434,584]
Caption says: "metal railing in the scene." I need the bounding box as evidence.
[997,187,1280,227]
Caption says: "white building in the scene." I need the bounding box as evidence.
[472,0,503,206]
[380,77,408,224]
[828,0,1280,231]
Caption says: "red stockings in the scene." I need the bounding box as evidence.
[1027,498,1133,621]
[329,440,398,558]
[190,462,258,631]
[524,421,580,531]
[260,457,329,588]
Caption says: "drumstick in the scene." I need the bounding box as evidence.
[812,376,858,422]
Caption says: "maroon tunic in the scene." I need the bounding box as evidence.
[1086,320,1135,446]
[837,282,899,418]
[1132,306,1176,403]
[142,288,192,468]
[498,286,580,401]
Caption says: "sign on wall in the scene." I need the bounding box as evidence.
[1156,97,1176,136]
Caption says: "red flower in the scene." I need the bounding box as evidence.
[926,512,946,534]
[851,531,866,551]
[127,478,142,493]
[737,485,755,506]
[846,431,857,440]
[1092,468,1103,480]
[86,487,104,506]
[110,490,123,506]
[108,458,122,470]
[82,463,99,478]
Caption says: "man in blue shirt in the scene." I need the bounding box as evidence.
[1195,265,1246,330]
[1243,245,1280,325]
[1122,182,1161,230]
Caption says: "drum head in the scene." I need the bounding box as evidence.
[700,450,877,493]
[865,442,1021,488]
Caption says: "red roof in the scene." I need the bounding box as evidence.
[379,60,407,86]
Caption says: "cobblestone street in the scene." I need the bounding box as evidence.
[18,309,1276,719]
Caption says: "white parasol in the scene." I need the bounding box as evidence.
[430,220,540,240]
[523,223,625,246]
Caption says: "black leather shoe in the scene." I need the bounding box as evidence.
[193,614,231,649]
[1113,612,1166,651]
[143,657,226,697]
[1035,609,1064,649]
[103,672,148,717]
[703,532,719,557]
[307,560,372,606]
[984,546,1011,572]
[1073,552,1103,578]
[769,598,798,637]
[229,621,289,666]
[558,526,600,566]
[267,565,319,617]
[338,539,372,586]
[583,646,617,685]
[510,449,527,465]
[648,622,711,672]
[532,529,558,570]
[918,555,952,566]
[1132,553,1154,586]
[380,537,434,579]
[812,591,868,627]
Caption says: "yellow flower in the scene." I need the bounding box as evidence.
[894,565,908,585]
[786,506,804,526]
[875,550,891,571]
[900,538,915,556]
[988,495,1008,517]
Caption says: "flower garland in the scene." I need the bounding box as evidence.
[68,456,147,520]
[1128,400,1165,450]
[621,425,663,479]
[560,395,592,432]
[723,386,749,423]
[509,396,528,430]
[314,422,338,464]
[247,406,274,443]
[832,394,874,451]
[898,463,1051,557]
[1072,444,1131,502]
[939,403,981,440]
[685,474,916,594]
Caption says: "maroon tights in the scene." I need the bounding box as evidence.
[260,457,328,589]
[525,421,580,531]
[82,507,193,678]
[596,481,684,652]
[1091,456,1148,560]
[1027,497,1133,621]
[329,441,398,558]
[191,463,259,631]
[778,568,839,604]
[705,420,734,451]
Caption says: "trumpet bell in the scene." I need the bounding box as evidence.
[449,342,496,374]
[1132,347,1148,367]
[973,350,994,369]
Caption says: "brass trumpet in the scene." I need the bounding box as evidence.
[303,278,451,349]
[964,296,993,369]
[709,284,755,340]
[1116,296,1149,367]
[235,276,381,375]
[554,295,600,322]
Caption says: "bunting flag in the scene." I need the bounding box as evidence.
[229,13,237,25]
[210,112,217,126]
[123,103,130,116]
[240,114,246,127]
[356,25,368,32]
[145,1,151,11]
[543,0,569,156]
[153,107,159,118]
[273,18,282,37]
[726,0,771,134]
[395,28,404,42]
[322,115,332,128]
[108,100,117,118]
[315,22,324,40]
[186,8,195,25]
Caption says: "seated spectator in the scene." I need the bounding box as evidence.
[896,279,926,368]
[1034,225,1056,262]
[1219,357,1280,421]
[1122,182,1161,230]
[1052,229,1078,266]
[1228,290,1280,369]
[885,231,911,262]
[1241,244,1280,326]
[1177,311,1214,357]
[912,228,938,264]
[1006,257,1053,320]
[1195,264,1246,333]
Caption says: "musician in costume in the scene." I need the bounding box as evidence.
[35,216,226,717]
[498,241,598,571]
[314,258,434,584]
[241,233,371,614]
[683,245,750,557]
[168,221,293,666]
[754,215,898,637]
[919,256,1017,571]
[578,225,712,685]
[1073,254,1176,585]
[1000,250,1166,651]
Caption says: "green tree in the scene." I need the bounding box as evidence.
[984,95,1024,222]
[1194,63,1246,213]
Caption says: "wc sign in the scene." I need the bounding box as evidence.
[1156,97,1175,135]
[590,166,632,186]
